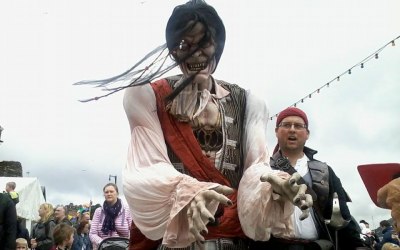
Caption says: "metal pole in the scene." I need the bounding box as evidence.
[335,230,338,250]
[109,175,117,184]
[0,125,4,143]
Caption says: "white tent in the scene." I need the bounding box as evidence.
[0,177,46,233]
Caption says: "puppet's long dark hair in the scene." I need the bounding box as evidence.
[75,0,225,103]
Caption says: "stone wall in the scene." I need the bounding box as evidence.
[0,161,23,177]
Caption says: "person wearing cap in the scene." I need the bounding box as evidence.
[77,1,315,250]
[249,107,366,249]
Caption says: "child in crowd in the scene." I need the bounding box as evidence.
[51,223,74,250]
[71,220,92,250]
[16,238,28,250]
[5,181,19,205]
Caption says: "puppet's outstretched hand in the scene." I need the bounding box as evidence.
[187,185,233,243]
[260,172,313,220]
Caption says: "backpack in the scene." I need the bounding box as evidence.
[98,237,129,250]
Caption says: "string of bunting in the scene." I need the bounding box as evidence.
[269,35,400,121]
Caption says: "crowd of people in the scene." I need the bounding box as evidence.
[0,182,132,250]
[359,220,399,249]
[1,185,399,250]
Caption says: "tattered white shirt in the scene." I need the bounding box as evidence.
[122,78,295,248]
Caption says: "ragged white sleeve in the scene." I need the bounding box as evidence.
[122,84,219,247]
[238,91,294,241]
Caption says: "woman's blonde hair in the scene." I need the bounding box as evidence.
[40,203,54,223]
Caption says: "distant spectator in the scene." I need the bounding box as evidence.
[16,237,28,250]
[71,208,85,227]
[16,218,30,248]
[360,220,374,247]
[360,220,372,234]
[70,211,79,227]
[80,211,91,224]
[376,220,399,250]
[89,183,131,250]
[50,223,75,250]
[71,220,92,250]
[0,192,17,250]
[54,205,72,226]
[72,208,91,228]
[5,182,19,205]
[31,203,56,250]
[72,203,90,225]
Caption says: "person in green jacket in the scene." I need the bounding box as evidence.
[5,181,19,205]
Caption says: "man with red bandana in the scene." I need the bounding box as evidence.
[248,107,367,249]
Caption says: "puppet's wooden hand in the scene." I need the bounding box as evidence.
[260,172,313,220]
[187,185,233,243]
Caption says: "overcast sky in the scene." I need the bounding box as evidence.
[1,0,399,229]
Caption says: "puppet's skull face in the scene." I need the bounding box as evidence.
[175,21,216,84]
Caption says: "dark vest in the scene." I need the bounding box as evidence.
[308,160,330,211]
[270,148,330,216]
[165,76,247,189]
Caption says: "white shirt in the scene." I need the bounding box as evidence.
[292,154,318,240]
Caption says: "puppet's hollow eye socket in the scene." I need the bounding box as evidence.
[179,40,189,51]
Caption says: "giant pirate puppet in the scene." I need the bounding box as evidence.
[76,1,315,249]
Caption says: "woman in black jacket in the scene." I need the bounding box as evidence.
[31,203,56,250]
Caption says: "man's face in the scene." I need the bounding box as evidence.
[275,116,309,153]
[174,21,216,83]
[54,206,65,220]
